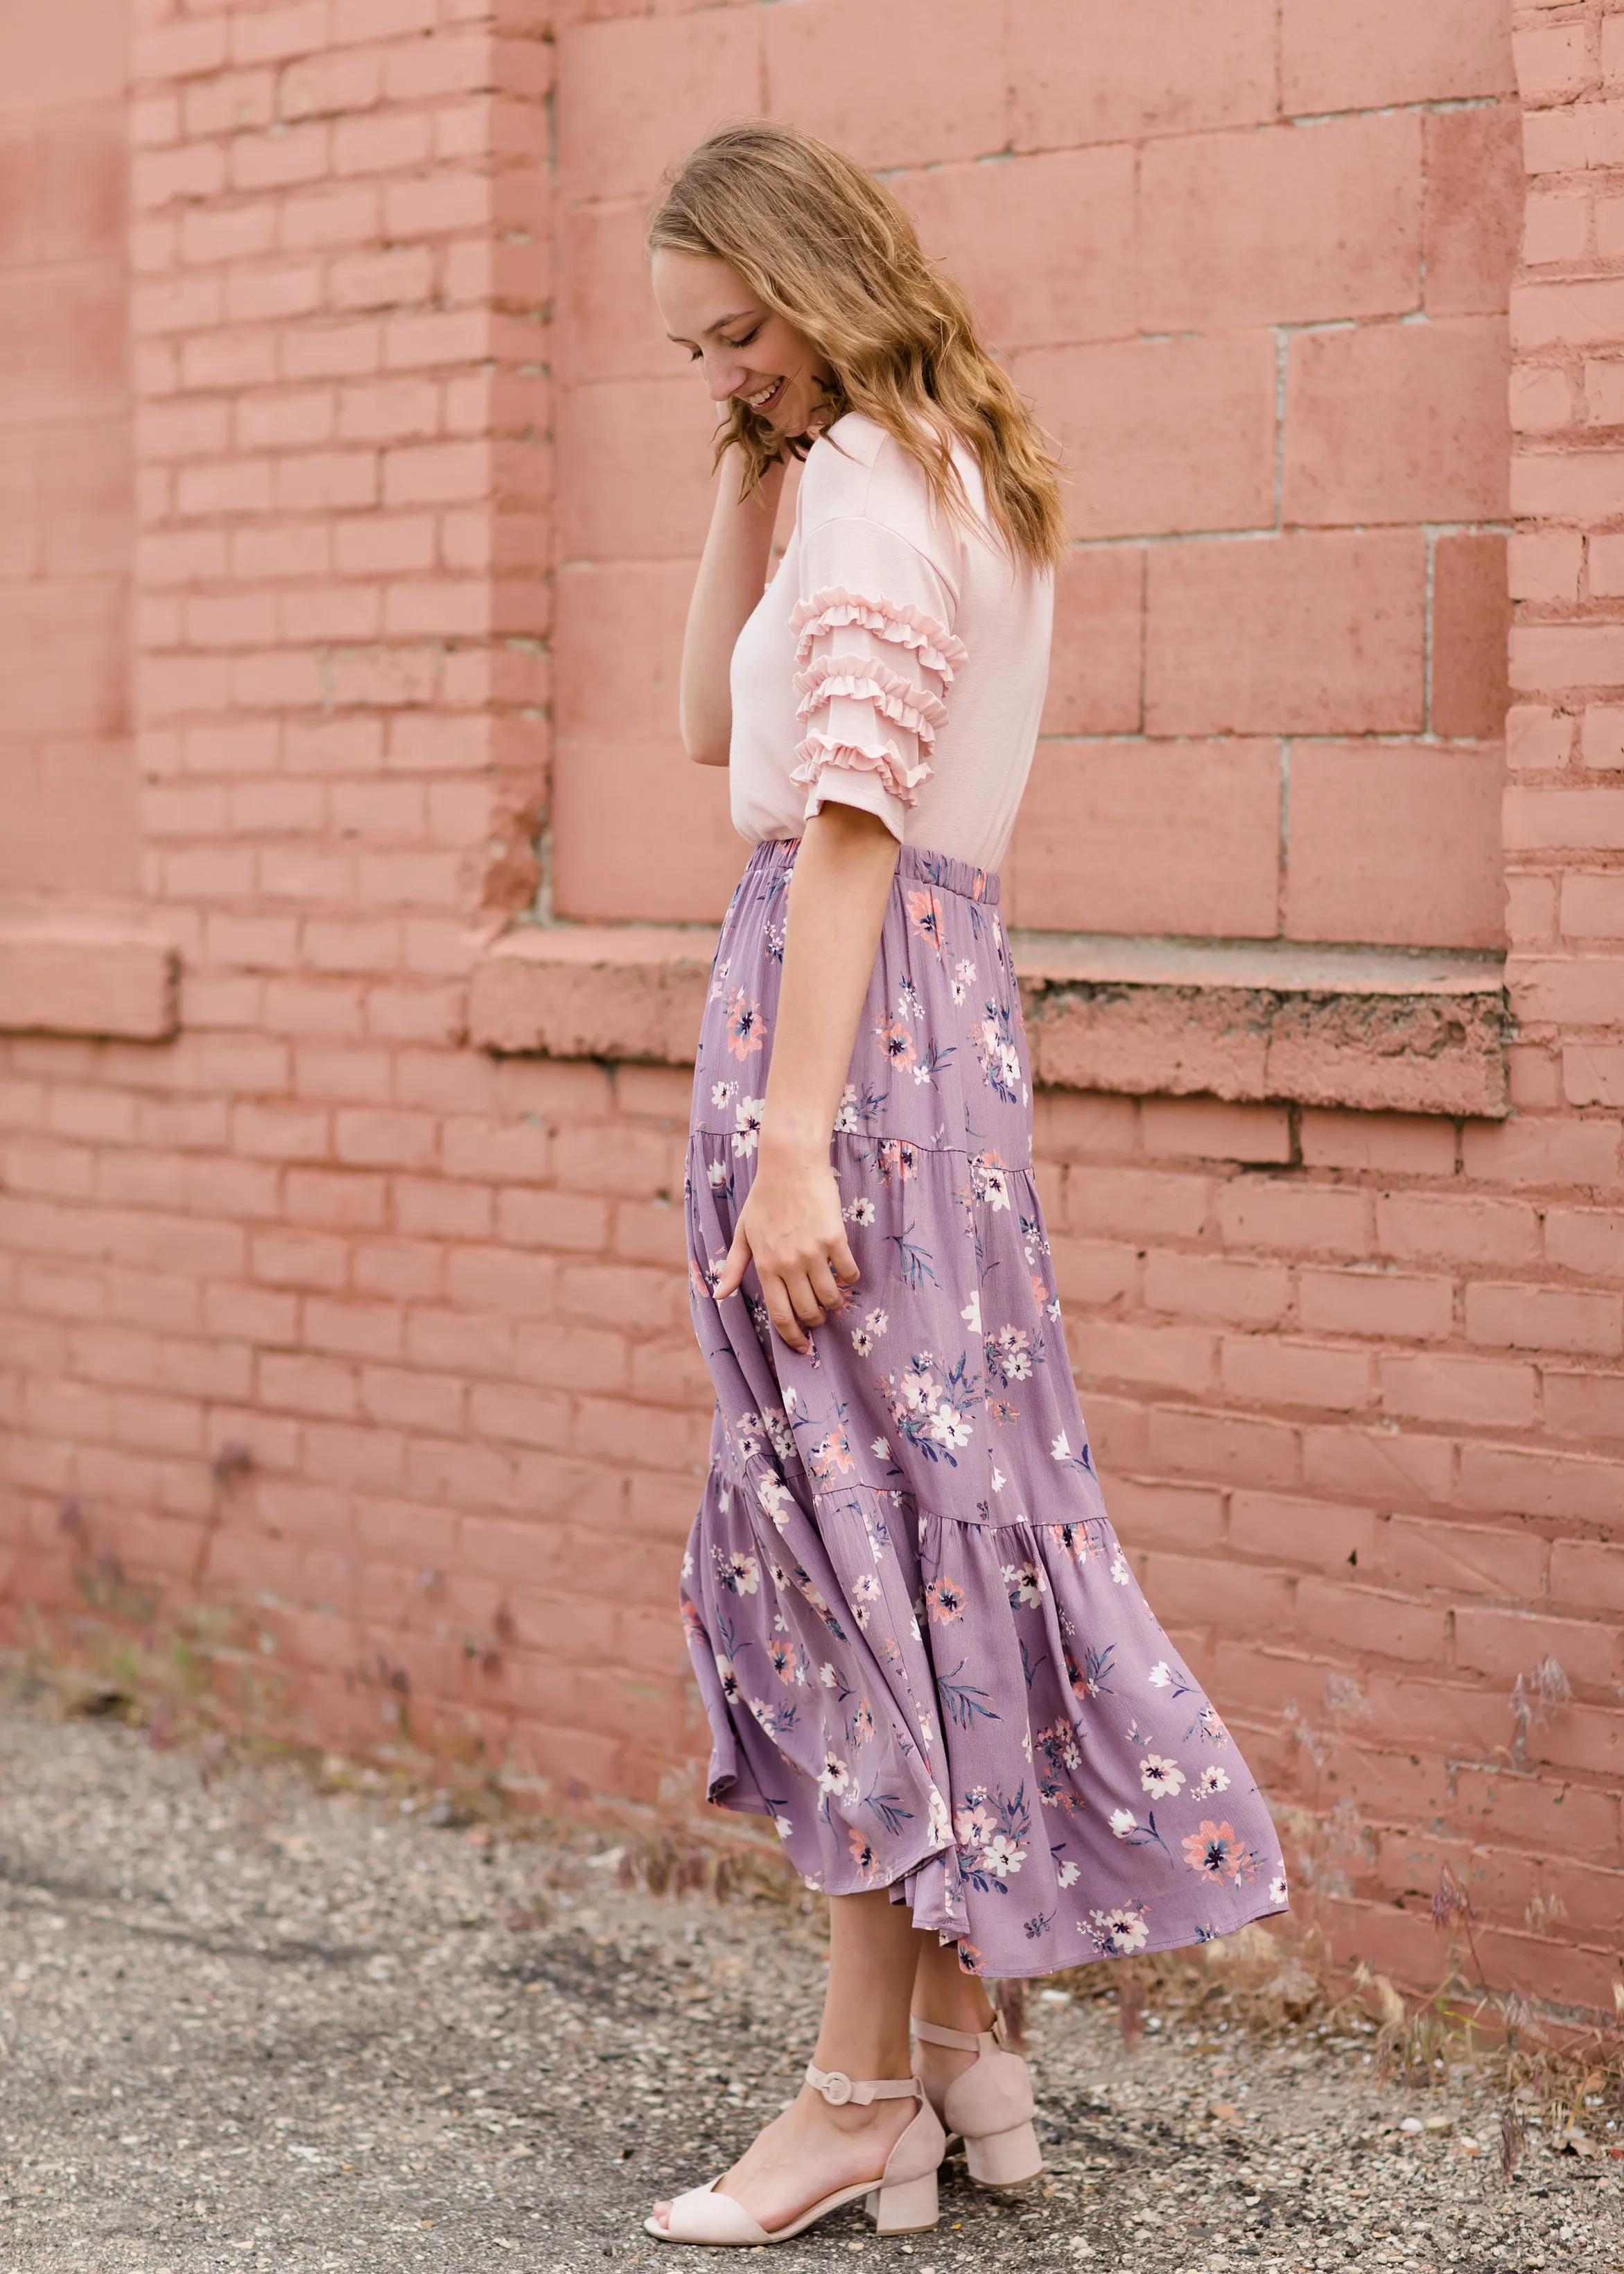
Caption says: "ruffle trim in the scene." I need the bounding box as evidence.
[790,731,933,809]
[790,588,968,682]
[792,652,950,747]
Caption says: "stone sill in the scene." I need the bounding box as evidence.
[0,905,180,1042]
[470,923,1509,1120]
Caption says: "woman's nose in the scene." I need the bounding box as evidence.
[706,361,744,403]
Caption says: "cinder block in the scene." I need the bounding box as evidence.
[1138,114,1422,332]
[1011,740,1280,935]
[1011,0,1276,148]
[1281,0,1514,110]
[762,0,1006,171]
[1146,531,1425,737]
[1283,318,1510,527]
[900,147,1137,353]
[1283,744,1504,951]
[557,8,761,203]
[1021,332,1277,539]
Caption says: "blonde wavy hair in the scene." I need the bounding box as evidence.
[646,121,1067,574]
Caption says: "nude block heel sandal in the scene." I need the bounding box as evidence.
[910,2013,1044,2191]
[645,2064,946,2246]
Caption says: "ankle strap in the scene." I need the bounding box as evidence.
[805,2063,922,2108]
[909,2012,1007,2054]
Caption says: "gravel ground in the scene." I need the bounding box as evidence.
[0,1681,1619,2274]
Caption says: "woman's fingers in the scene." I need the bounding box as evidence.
[762,1269,814,1354]
[807,1252,848,1316]
[830,1228,861,1286]
[713,1220,753,1302]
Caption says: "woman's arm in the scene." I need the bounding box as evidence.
[679,455,789,765]
[715,802,898,1353]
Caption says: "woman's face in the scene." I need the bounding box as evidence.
[652,249,830,438]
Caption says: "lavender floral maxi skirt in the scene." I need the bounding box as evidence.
[680,842,1287,1978]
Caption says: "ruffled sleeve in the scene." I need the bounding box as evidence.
[788,506,965,842]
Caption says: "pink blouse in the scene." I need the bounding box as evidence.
[728,413,1054,874]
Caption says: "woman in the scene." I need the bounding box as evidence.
[643,122,1287,2248]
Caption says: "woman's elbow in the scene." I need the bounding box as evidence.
[679,704,731,768]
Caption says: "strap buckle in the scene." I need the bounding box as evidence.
[815,2067,854,2106]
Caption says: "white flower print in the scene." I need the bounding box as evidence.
[927,1787,952,1844]
[984,1832,1027,1879]
[871,1434,891,1460]
[756,1475,793,1531]
[1147,1660,1172,1689]
[960,1290,981,1332]
[1197,1764,1231,1796]
[713,1548,760,1595]
[930,1404,973,1450]
[749,1696,788,1739]
[1051,1430,1074,1463]
[832,1084,862,1134]
[844,1195,875,1226]
[1110,1549,1131,1586]
[1109,1807,1137,1839]
[774,1816,794,1839]
[762,1407,796,1464]
[818,1749,850,1796]
[1086,1902,1149,1957]
[864,1308,889,1339]
[732,1095,765,1156]
[706,1157,730,1190]
[848,1572,881,1628]
[1139,1753,1185,1800]
[1001,1561,1047,1609]
[918,1709,935,1748]
[680,1547,694,1579]
[710,1079,735,1109]
[819,1663,838,1688]
[714,1653,739,1701]
[1269,1873,1289,1905]
[1057,1859,1080,1889]
[990,1464,1007,1493]
[850,1328,874,1356]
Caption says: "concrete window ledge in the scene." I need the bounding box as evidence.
[0,908,180,1042]
[470,924,1509,1120]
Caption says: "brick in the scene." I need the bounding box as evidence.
[1456,1606,1619,1692]
[1297,1579,1447,1665]
[1546,1206,1624,1279]
[1140,115,1420,333]
[1466,1281,1623,1358]
[1460,1119,1620,1190]
[1013,740,1280,935]
[1047,1236,1137,1310]
[1284,743,1504,951]
[1513,20,1593,106]
[1011,0,1276,148]
[1068,1166,1212,1242]
[1298,1113,1457,1179]
[1380,1351,1537,1430]
[1071,1319,1217,1397]
[1146,532,1425,738]
[1508,530,1581,606]
[1383,1513,1546,1601]
[1551,1538,1624,1618]
[1505,788,1624,853]
[1221,1337,1374,1414]
[1216,1179,1370,1258]
[1229,1491,1377,1574]
[1375,1193,1538,1270]
[1146,1407,1301,1490]
[1546,1372,1624,1443]
[1141,1102,1292,1166]
[1022,332,1275,541]
[1298,1267,1454,1342]
[1142,1252,1291,1327]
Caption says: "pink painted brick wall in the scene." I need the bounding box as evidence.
[1,0,1622,2015]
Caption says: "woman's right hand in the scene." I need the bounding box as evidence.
[715,1143,859,1355]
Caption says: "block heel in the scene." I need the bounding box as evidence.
[964,2117,1043,2190]
[866,2170,941,2234]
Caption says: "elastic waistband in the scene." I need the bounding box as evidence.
[742,837,999,907]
